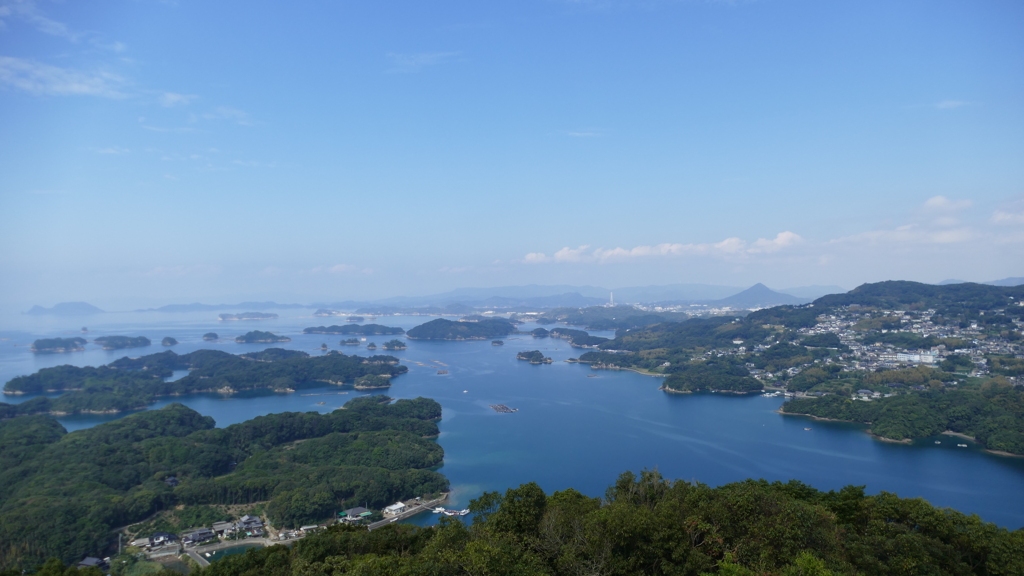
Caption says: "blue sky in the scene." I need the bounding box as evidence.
[1,0,1022,309]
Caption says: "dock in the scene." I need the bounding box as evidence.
[367,494,448,531]
[489,404,518,413]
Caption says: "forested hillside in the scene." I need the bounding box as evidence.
[0,397,446,571]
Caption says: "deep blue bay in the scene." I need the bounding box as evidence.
[2,309,1023,529]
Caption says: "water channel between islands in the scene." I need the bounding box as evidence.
[2,310,1023,529]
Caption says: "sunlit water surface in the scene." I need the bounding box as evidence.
[2,309,1022,529]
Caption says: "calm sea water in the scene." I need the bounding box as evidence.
[2,309,1023,529]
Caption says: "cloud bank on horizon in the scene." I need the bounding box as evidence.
[0,0,1021,308]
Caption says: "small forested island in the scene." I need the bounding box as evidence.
[93,335,150,350]
[314,308,342,317]
[219,311,278,321]
[407,318,515,340]
[161,336,178,346]
[340,338,360,346]
[234,330,291,343]
[492,340,504,345]
[0,397,445,571]
[202,332,218,341]
[382,339,407,350]
[30,337,86,354]
[517,350,553,364]
[303,324,405,335]
[1,348,408,416]
[130,470,1024,576]
[366,342,377,350]
[347,315,365,322]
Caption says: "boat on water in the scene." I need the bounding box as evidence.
[935,441,941,444]
[958,443,968,448]
[804,427,812,431]
[441,509,470,516]
[432,506,446,514]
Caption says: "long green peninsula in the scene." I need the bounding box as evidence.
[30,337,86,353]
[406,318,515,340]
[0,397,446,571]
[235,330,291,343]
[1,348,408,417]
[303,323,405,335]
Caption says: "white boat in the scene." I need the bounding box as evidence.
[957,443,968,448]
[432,506,446,513]
[459,509,470,516]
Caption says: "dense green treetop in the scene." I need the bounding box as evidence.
[189,468,1024,576]
[381,339,407,350]
[93,335,151,350]
[203,332,219,340]
[516,350,552,364]
[30,337,86,353]
[234,330,291,343]
[407,318,515,340]
[303,324,405,335]
[663,358,763,393]
[161,336,178,346]
[0,396,445,570]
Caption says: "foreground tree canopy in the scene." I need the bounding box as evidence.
[193,469,1024,576]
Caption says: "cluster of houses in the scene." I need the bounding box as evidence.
[128,515,266,550]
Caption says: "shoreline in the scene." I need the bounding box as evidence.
[781,413,1024,457]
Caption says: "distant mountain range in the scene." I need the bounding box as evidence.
[708,283,810,309]
[25,302,105,316]
[28,282,843,317]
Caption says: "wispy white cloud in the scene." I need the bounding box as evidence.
[923,195,972,212]
[386,51,459,73]
[0,56,127,97]
[992,199,1024,225]
[1,0,77,40]
[935,100,971,110]
[160,92,197,107]
[203,106,252,125]
[523,233,803,264]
